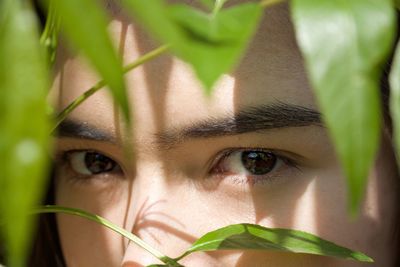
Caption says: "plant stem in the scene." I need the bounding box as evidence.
[260,0,286,8]
[52,44,170,132]
[212,0,227,17]
[35,205,181,266]
[39,0,54,45]
[40,0,60,65]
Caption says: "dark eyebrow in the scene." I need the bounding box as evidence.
[54,103,322,148]
[55,119,117,143]
[157,102,322,148]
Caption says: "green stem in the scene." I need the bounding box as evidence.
[35,205,181,266]
[260,0,286,8]
[212,0,227,17]
[40,0,59,64]
[52,44,170,132]
[39,0,54,45]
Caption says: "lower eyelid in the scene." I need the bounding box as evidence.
[210,167,299,189]
[229,173,284,186]
[57,164,123,186]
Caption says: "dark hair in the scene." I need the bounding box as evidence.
[27,175,66,267]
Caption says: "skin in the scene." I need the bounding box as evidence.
[51,2,399,267]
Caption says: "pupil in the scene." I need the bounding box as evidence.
[241,151,276,175]
[84,152,115,174]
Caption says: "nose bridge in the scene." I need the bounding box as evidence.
[129,160,169,218]
[121,161,170,266]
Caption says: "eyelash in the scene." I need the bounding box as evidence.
[208,148,299,186]
[56,149,124,183]
[56,147,300,187]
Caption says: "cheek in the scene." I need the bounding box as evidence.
[57,214,125,267]
[250,162,397,264]
[244,167,347,236]
[55,178,130,266]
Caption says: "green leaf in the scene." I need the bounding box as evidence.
[54,0,130,121]
[291,0,396,213]
[390,42,400,163]
[122,0,262,92]
[36,206,181,267]
[0,1,51,266]
[176,224,373,262]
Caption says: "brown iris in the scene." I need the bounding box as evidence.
[241,151,277,175]
[84,152,116,174]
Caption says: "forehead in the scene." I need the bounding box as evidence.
[53,2,316,136]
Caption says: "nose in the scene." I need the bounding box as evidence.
[119,170,181,267]
[119,196,173,267]
[119,164,199,266]
[120,199,191,267]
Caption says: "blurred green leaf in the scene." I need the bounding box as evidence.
[122,0,262,92]
[291,0,395,213]
[395,0,400,9]
[0,1,51,266]
[54,0,130,121]
[390,42,400,163]
[53,45,170,131]
[176,224,373,262]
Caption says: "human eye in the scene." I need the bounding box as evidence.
[209,148,299,186]
[57,150,124,181]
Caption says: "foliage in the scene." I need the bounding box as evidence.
[36,206,372,266]
[291,0,396,213]
[176,223,372,262]
[54,0,130,121]
[0,0,399,266]
[121,0,262,92]
[0,1,50,266]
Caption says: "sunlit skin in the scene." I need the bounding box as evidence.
[51,2,399,267]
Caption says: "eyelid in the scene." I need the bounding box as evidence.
[208,147,300,172]
[207,147,301,187]
[55,147,125,184]
[54,138,125,165]
[56,148,118,165]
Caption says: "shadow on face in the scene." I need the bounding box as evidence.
[47,2,400,267]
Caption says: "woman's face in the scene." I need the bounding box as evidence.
[52,3,399,267]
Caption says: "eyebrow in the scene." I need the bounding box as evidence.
[55,119,117,144]
[157,102,322,148]
[55,102,322,148]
